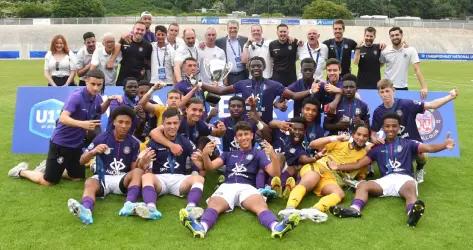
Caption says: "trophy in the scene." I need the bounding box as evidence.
[201,58,233,105]
[204,58,233,83]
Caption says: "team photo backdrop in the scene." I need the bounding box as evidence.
[12,86,459,157]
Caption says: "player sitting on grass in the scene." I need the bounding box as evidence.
[370,79,459,183]
[180,121,300,238]
[329,113,455,227]
[67,106,155,225]
[258,117,320,199]
[134,107,205,220]
[278,124,371,223]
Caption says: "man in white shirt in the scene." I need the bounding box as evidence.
[90,33,121,86]
[297,28,328,81]
[150,25,175,85]
[76,32,97,86]
[167,22,186,51]
[216,20,248,85]
[241,24,273,79]
[380,26,428,99]
[174,28,199,82]
[198,27,226,85]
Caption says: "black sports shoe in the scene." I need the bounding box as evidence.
[407,200,425,227]
[330,206,362,218]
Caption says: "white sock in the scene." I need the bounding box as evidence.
[201,222,209,232]
[270,221,277,231]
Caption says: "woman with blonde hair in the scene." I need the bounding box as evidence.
[44,34,77,86]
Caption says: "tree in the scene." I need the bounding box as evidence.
[17,2,51,17]
[302,0,352,19]
[51,0,105,17]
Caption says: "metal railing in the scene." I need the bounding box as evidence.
[1,16,472,30]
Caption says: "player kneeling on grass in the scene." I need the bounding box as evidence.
[329,113,455,227]
[180,121,300,239]
[135,107,205,220]
[67,106,155,225]
[279,124,371,223]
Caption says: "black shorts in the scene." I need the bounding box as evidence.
[44,142,85,184]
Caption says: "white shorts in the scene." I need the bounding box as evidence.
[209,183,261,211]
[372,174,418,197]
[156,174,189,197]
[91,174,126,196]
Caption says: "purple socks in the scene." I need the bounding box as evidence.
[351,199,366,211]
[258,210,278,230]
[201,208,219,231]
[82,196,95,211]
[126,185,141,202]
[187,187,203,206]
[142,186,157,205]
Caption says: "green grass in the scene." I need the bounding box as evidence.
[1,60,473,249]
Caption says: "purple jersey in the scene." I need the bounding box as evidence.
[175,80,209,113]
[367,137,419,177]
[88,130,140,175]
[316,80,343,105]
[272,129,307,166]
[221,148,271,186]
[233,79,285,123]
[179,118,212,144]
[147,134,196,174]
[108,94,140,134]
[302,123,325,156]
[219,115,256,151]
[326,97,370,135]
[371,98,425,141]
[51,88,103,148]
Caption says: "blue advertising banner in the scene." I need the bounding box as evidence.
[201,17,220,24]
[29,51,47,59]
[0,50,20,59]
[316,19,334,25]
[12,87,459,157]
[281,19,300,25]
[418,53,473,61]
[240,18,260,24]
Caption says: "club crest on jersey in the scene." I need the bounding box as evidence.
[344,44,348,49]
[289,148,296,154]
[57,156,64,164]
[373,50,378,55]
[417,109,443,142]
[288,45,292,50]
[397,145,403,153]
[396,109,403,117]
[246,154,254,161]
[139,47,143,52]
[123,146,131,154]
[87,143,94,150]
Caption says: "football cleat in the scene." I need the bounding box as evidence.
[8,162,29,178]
[300,208,328,223]
[33,160,47,173]
[278,207,300,219]
[415,169,425,184]
[407,200,425,227]
[258,185,278,199]
[179,208,205,238]
[330,206,362,218]
[282,177,296,199]
[118,201,138,216]
[186,206,204,219]
[271,213,301,238]
[135,203,162,220]
[271,176,282,198]
[67,198,93,225]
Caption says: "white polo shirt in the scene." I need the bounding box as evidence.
[380,46,420,88]
[247,38,273,79]
[150,42,175,85]
[90,46,122,85]
[198,46,226,84]
[297,42,328,81]
[75,46,94,81]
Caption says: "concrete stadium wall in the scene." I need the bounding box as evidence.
[0,24,472,59]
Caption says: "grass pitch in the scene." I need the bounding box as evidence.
[0,60,472,249]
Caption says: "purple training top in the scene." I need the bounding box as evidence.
[327,96,370,135]
[371,98,425,141]
[88,130,140,175]
[147,134,196,175]
[178,118,212,144]
[51,88,103,149]
[220,148,271,186]
[367,137,420,177]
[233,79,285,123]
